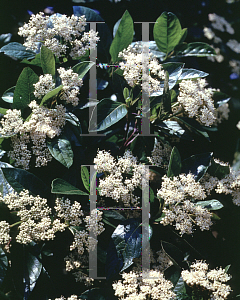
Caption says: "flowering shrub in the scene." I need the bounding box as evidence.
[0,5,238,300]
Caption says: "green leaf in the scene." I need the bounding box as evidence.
[110,10,134,62]
[51,178,88,195]
[72,61,95,79]
[21,53,42,67]
[81,166,90,193]
[89,98,128,132]
[40,46,55,76]
[13,67,39,110]
[1,167,49,198]
[47,136,73,168]
[208,158,230,179]
[177,68,209,83]
[154,12,182,54]
[40,85,63,106]
[0,162,15,197]
[161,71,172,114]
[0,248,8,287]
[2,86,15,103]
[174,42,216,57]
[80,288,109,300]
[225,265,231,273]
[167,146,182,178]
[173,276,187,297]
[162,241,184,268]
[0,42,36,60]
[0,108,8,115]
[123,87,129,100]
[196,199,223,211]
[179,28,188,44]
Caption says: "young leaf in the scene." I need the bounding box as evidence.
[174,42,216,57]
[2,86,15,103]
[72,61,95,79]
[196,199,223,211]
[167,146,182,178]
[47,136,74,168]
[109,10,134,62]
[81,166,90,193]
[13,67,39,110]
[89,98,128,132]
[21,53,42,67]
[51,178,88,195]
[40,85,63,106]
[153,12,182,55]
[0,42,36,60]
[40,46,55,76]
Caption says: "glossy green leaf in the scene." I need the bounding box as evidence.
[72,61,95,79]
[196,199,223,211]
[81,166,90,193]
[0,42,36,60]
[1,167,49,198]
[177,68,209,82]
[13,67,39,110]
[47,136,73,168]
[174,42,216,57]
[40,46,55,76]
[0,162,15,197]
[51,178,88,195]
[2,86,15,103]
[173,276,187,296]
[109,10,134,62]
[80,288,110,300]
[21,53,42,67]
[154,12,182,54]
[40,85,63,106]
[0,248,8,287]
[167,146,182,178]
[162,241,184,268]
[89,98,128,132]
[178,28,188,44]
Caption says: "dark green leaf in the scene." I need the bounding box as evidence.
[13,67,39,110]
[174,42,216,57]
[167,146,182,178]
[0,42,36,60]
[208,158,230,180]
[225,265,231,273]
[0,248,8,287]
[162,241,184,268]
[21,53,42,67]
[196,199,223,211]
[81,166,90,193]
[177,68,209,82]
[40,85,63,106]
[179,28,188,44]
[40,46,55,76]
[72,61,95,79]
[80,288,114,300]
[154,12,182,54]
[103,210,126,221]
[161,71,172,114]
[173,276,187,296]
[150,187,155,203]
[0,162,15,197]
[2,86,15,103]
[89,98,128,132]
[181,152,212,181]
[110,10,134,62]
[1,167,49,198]
[51,178,88,195]
[156,120,193,141]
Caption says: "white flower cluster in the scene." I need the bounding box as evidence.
[177,78,217,126]
[182,261,232,300]
[33,74,55,99]
[18,12,99,58]
[214,103,230,125]
[118,43,165,95]
[147,140,172,169]
[157,174,212,235]
[237,121,240,130]
[208,13,234,34]
[0,221,11,245]
[226,39,240,54]
[112,270,175,300]
[33,68,83,106]
[229,59,240,75]
[51,296,78,300]
[0,101,66,169]
[94,150,148,207]
[0,190,66,244]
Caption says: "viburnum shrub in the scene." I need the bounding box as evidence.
[0,6,238,300]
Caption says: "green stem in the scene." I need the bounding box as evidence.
[10,220,22,228]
